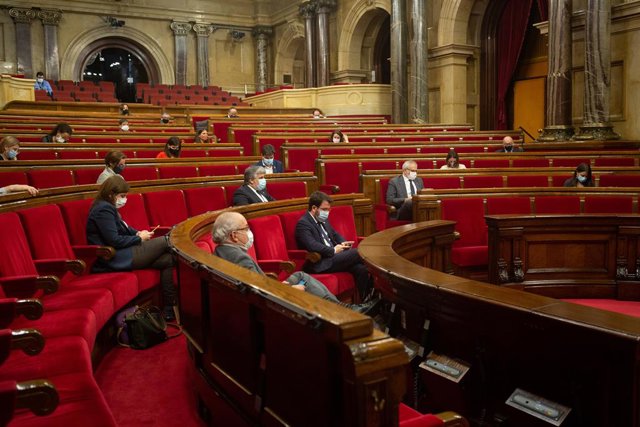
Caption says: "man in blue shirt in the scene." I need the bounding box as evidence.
[34,72,53,96]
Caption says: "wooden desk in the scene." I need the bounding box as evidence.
[486,214,640,299]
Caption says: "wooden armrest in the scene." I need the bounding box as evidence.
[453,231,461,240]
[437,411,470,427]
[257,260,296,275]
[265,272,279,280]
[305,252,322,264]
[34,259,86,276]
[374,203,398,214]
[10,329,45,356]
[15,299,44,321]
[15,379,59,416]
[73,245,115,260]
[319,184,340,194]
[0,276,59,299]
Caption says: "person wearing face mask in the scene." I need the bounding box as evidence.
[227,107,239,118]
[97,151,127,184]
[156,136,182,159]
[194,129,213,143]
[439,149,466,169]
[160,111,172,124]
[42,123,73,143]
[33,72,53,96]
[386,160,425,221]
[295,191,375,302]
[120,103,130,116]
[119,118,130,132]
[0,136,20,161]
[86,176,177,320]
[563,163,595,188]
[212,211,380,314]
[254,144,284,174]
[496,136,523,153]
[329,129,349,143]
[232,166,276,206]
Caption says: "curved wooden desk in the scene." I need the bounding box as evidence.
[359,221,640,426]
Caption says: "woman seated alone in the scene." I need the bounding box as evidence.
[563,163,594,187]
[440,149,466,169]
[156,136,182,159]
[42,123,73,143]
[330,129,349,143]
[0,136,20,161]
[86,176,177,319]
[194,129,213,143]
[97,151,127,184]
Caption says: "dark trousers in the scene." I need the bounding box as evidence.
[131,237,176,306]
[395,199,414,221]
[305,248,372,300]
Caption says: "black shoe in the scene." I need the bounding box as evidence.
[163,305,176,321]
[350,297,382,316]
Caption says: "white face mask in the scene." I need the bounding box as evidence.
[37,78,44,83]
[240,230,254,251]
[332,136,341,143]
[55,135,66,143]
[115,197,127,209]
[121,125,130,132]
[408,171,417,180]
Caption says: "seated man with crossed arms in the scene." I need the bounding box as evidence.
[386,160,424,221]
[212,211,378,314]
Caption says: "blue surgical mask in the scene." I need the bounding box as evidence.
[6,149,18,160]
[263,158,274,166]
[317,210,329,222]
[113,164,125,175]
[577,175,587,183]
[257,178,267,191]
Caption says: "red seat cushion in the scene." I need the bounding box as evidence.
[506,175,548,187]
[599,174,640,187]
[158,166,198,179]
[198,165,237,177]
[324,162,360,193]
[143,190,188,227]
[27,170,74,189]
[535,196,580,214]
[473,159,509,168]
[486,197,531,215]
[278,210,306,250]
[0,171,28,187]
[584,196,633,214]
[59,199,94,245]
[118,194,151,230]
[327,205,359,245]
[183,187,227,216]
[248,216,290,261]
[423,176,460,189]
[512,158,549,167]
[451,246,488,267]
[11,308,97,351]
[463,175,503,189]
[441,198,487,247]
[267,181,307,200]
[121,167,158,182]
[74,168,103,185]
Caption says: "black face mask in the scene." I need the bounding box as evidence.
[168,148,180,156]
[161,118,169,124]
[121,109,129,115]
[505,146,513,152]
[113,164,125,174]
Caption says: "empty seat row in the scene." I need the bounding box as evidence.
[16,148,223,161]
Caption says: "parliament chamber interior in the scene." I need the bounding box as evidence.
[1,0,640,426]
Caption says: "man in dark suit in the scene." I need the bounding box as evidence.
[212,211,378,313]
[386,160,424,221]
[233,165,276,206]
[295,191,374,301]
[254,144,284,174]
[495,136,523,153]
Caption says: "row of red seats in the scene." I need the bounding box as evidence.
[35,91,118,103]
[2,124,191,133]
[15,134,198,144]
[0,163,260,189]
[16,148,237,161]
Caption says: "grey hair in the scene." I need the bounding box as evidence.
[243,165,265,184]
[401,160,417,170]
[212,212,245,244]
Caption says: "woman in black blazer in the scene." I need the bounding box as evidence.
[86,175,177,319]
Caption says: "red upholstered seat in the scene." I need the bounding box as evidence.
[550,175,568,187]
[486,197,531,215]
[324,162,360,192]
[473,159,509,168]
[423,176,460,189]
[584,196,634,214]
[27,170,74,189]
[327,205,361,246]
[599,174,640,187]
[286,148,317,172]
[133,150,158,159]
[184,187,227,216]
[553,158,591,167]
[59,199,93,245]
[535,196,580,214]
[15,150,57,161]
[118,193,151,231]
[374,178,411,231]
[506,175,548,187]
[594,157,635,167]
[0,171,28,187]
[181,149,208,158]
[120,166,158,182]
[463,175,503,189]
[158,166,198,179]
[512,158,549,167]
[74,168,103,185]
[267,181,307,200]
[198,164,237,177]
[278,210,307,256]
[143,190,188,227]
[224,185,240,206]
[361,161,398,170]
[399,403,444,427]
[441,198,488,267]
[58,151,98,160]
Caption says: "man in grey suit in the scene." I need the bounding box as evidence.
[386,160,424,221]
[212,211,378,314]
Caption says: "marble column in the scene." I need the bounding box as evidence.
[37,9,62,82]
[9,7,36,77]
[193,24,215,88]
[538,0,574,141]
[574,0,620,140]
[409,0,428,123]
[316,0,335,87]
[299,2,317,88]
[391,0,409,124]
[171,21,192,86]
[253,26,273,93]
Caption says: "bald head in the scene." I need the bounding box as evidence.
[503,136,514,149]
[212,212,247,244]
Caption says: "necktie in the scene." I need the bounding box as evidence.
[410,180,416,196]
[318,223,333,247]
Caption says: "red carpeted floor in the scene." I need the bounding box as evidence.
[94,334,206,427]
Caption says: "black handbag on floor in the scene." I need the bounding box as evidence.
[117,306,168,350]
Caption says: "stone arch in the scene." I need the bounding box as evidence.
[60,26,173,84]
[437,0,477,46]
[273,21,305,86]
[337,0,390,72]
